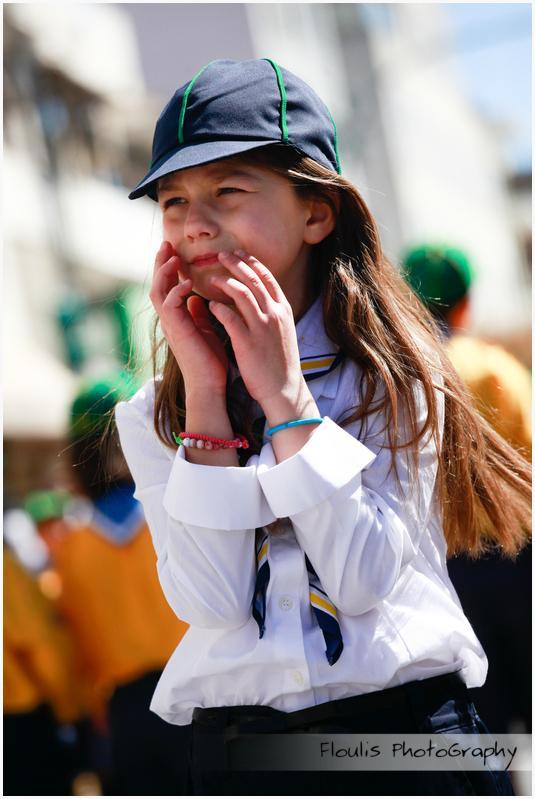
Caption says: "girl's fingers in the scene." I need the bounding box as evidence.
[208,298,248,339]
[150,255,182,307]
[218,251,273,312]
[187,295,218,338]
[161,278,192,312]
[153,240,175,279]
[233,250,287,305]
[210,275,261,328]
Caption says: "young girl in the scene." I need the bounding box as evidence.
[115,58,530,795]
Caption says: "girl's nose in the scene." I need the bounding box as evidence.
[183,202,219,241]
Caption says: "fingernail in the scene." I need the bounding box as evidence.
[234,248,247,257]
[219,250,230,259]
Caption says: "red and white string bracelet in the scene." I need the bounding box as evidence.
[172,431,249,451]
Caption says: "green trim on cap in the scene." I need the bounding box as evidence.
[178,61,215,145]
[326,108,341,174]
[263,58,289,142]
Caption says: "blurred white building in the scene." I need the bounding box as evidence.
[4,5,157,437]
[354,4,531,335]
[4,4,157,496]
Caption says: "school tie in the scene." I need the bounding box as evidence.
[252,532,344,666]
[305,555,344,665]
[251,349,345,665]
[252,531,270,639]
[299,351,344,383]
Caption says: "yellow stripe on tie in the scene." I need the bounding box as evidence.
[257,542,268,564]
[310,591,337,617]
[301,357,336,373]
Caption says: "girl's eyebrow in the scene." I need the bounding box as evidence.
[207,166,261,181]
[158,168,262,194]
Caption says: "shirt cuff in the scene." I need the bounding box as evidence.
[257,416,376,518]
[163,446,276,530]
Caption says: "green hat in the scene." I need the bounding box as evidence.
[402,244,473,313]
[69,370,140,439]
[24,490,70,524]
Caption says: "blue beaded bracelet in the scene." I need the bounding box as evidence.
[266,417,324,438]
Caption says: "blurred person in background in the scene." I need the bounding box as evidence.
[24,490,72,563]
[402,245,531,456]
[48,372,190,795]
[4,541,79,795]
[24,489,100,796]
[402,244,532,734]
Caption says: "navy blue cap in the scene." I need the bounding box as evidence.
[129,58,341,201]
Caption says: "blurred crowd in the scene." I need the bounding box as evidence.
[402,245,531,739]
[3,244,531,796]
[4,374,191,795]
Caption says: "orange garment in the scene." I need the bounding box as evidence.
[52,521,188,713]
[447,334,532,458]
[3,548,81,722]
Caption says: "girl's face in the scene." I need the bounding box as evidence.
[157,158,333,313]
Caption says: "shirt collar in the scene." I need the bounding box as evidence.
[296,294,342,400]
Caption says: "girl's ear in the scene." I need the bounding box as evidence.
[302,195,338,245]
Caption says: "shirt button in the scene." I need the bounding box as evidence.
[278,595,294,611]
[292,670,304,686]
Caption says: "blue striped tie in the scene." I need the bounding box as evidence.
[252,533,343,666]
[305,555,344,666]
[250,349,345,663]
[252,531,270,638]
[298,351,344,382]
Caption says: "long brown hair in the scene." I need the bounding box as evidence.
[150,144,531,558]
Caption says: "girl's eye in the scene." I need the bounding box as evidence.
[163,197,186,209]
[162,189,243,209]
[217,187,243,196]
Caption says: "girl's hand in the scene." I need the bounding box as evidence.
[208,250,306,411]
[149,241,229,397]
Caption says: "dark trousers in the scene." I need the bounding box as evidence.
[448,545,532,733]
[188,673,515,796]
[4,703,71,796]
[108,670,191,795]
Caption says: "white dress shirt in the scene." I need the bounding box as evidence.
[115,295,487,726]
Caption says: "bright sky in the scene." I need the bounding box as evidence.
[444,3,531,172]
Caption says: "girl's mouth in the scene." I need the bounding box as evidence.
[190,253,220,268]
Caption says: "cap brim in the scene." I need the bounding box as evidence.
[128,139,283,201]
